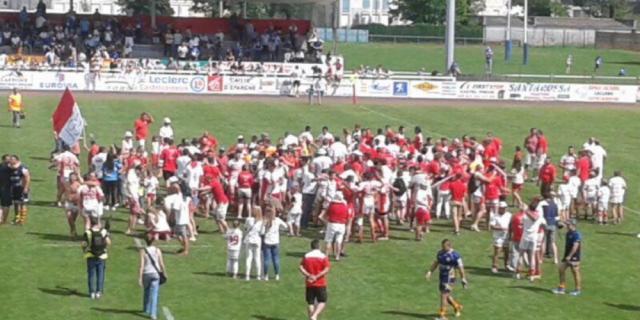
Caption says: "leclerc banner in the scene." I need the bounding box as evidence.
[0,71,637,103]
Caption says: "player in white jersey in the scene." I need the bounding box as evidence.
[225,220,243,278]
[125,164,143,235]
[608,171,626,224]
[582,171,600,220]
[490,202,512,273]
[559,146,577,178]
[227,152,244,199]
[413,181,433,241]
[54,148,80,207]
[355,173,382,242]
[567,170,581,218]
[78,175,104,230]
[143,170,159,209]
[557,177,573,221]
[596,180,610,225]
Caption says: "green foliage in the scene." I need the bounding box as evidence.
[390,0,478,25]
[550,1,568,17]
[352,23,483,38]
[115,0,174,16]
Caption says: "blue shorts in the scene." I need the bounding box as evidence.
[439,279,456,293]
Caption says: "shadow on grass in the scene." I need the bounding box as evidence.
[27,231,79,242]
[29,156,51,162]
[252,315,288,320]
[604,302,640,311]
[382,310,438,319]
[609,61,640,66]
[38,286,88,298]
[508,285,550,294]
[389,235,413,241]
[193,271,228,278]
[285,252,306,258]
[28,200,56,208]
[91,307,147,318]
[465,266,511,278]
[595,231,637,238]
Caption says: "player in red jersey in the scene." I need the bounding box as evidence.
[299,239,331,320]
[200,177,229,233]
[134,112,154,148]
[508,209,526,275]
[236,164,254,218]
[322,192,349,261]
[159,139,179,181]
[449,174,468,235]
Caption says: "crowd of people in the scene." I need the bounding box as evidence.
[1,105,631,319]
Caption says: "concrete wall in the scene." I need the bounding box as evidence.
[485,26,631,47]
[595,31,640,50]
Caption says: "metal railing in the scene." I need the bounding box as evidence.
[459,73,640,84]
[369,34,484,45]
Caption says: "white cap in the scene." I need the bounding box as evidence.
[124,131,133,138]
[237,135,244,140]
[499,201,508,208]
[317,149,327,155]
[163,117,171,124]
[353,150,363,157]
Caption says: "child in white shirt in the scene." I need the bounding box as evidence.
[287,186,303,237]
[225,220,243,278]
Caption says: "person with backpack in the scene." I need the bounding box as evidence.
[139,236,167,320]
[82,216,111,299]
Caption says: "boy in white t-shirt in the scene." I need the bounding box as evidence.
[287,185,303,237]
[144,170,159,209]
[225,220,243,279]
[608,171,627,224]
[489,201,512,273]
[597,180,610,225]
[582,171,600,220]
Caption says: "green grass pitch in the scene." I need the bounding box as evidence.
[0,94,639,320]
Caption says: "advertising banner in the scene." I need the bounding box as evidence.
[408,80,457,99]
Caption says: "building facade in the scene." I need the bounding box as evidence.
[339,0,392,27]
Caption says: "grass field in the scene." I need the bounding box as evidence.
[1,94,640,320]
[339,43,640,77]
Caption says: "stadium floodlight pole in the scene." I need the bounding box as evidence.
[151,0,156,29]
[69,0,74,12]
[523,0,529,65]
[445,0,455,73]
[219,0,224,18]
[505,0,512,61]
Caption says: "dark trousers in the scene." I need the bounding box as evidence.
[300,193,315,229]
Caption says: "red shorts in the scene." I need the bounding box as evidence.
[415,207,431,226]
[151,154,159,167]
[511,183,523,192]
[347,204,355,220]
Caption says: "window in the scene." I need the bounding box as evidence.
[382,0,389,10]
[363,0,370,10]
[373,0,379,11]
[342,0,350,13]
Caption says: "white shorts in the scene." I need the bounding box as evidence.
[288,211,301,226]
[325,223,346,244]
[362,197,375,215]
[137,139,146,148]
[520,239,537,252]
[493,236,507,248]
[610,196,623,204]
[598,202,609,211]
[65,202,79,213]
[536,153,547,169]
[238,188,252,200]
[525,153,537,167]
[585,196,597,205]
[216,203,229,220]
[227,249,240,260]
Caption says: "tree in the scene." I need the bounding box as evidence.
[390,0,479,25]
[550,1,568,16]
[190,1,309,19]
[582,0,631,18]
[116,0,174,16]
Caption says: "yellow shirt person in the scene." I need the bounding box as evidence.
[8,92,22,112]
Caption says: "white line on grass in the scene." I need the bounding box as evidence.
[162,306,175,320]
[356,105,448,138]
[624,206,640,215]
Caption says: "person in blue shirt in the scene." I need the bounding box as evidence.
[426,239,468,320]
[552,219,582,296]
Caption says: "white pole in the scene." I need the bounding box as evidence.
[505,0,512,60]
[523,0,529,64]
[445,0,455,72]
[219,0,224,18]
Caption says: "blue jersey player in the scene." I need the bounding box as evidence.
[426,239,468,320]
[552,219,582,296]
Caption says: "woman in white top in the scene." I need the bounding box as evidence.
[244,207,264,281]
[126,164,143,235]
[138,237,167,320]
[148,208,171,241]
[261,207,291,281]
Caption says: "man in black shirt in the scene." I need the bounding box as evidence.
[0,154,11,224]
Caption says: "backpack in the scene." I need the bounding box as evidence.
[88,229,107,257]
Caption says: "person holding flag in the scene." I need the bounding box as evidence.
[52,88,86,151]
[8,88,24,128]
